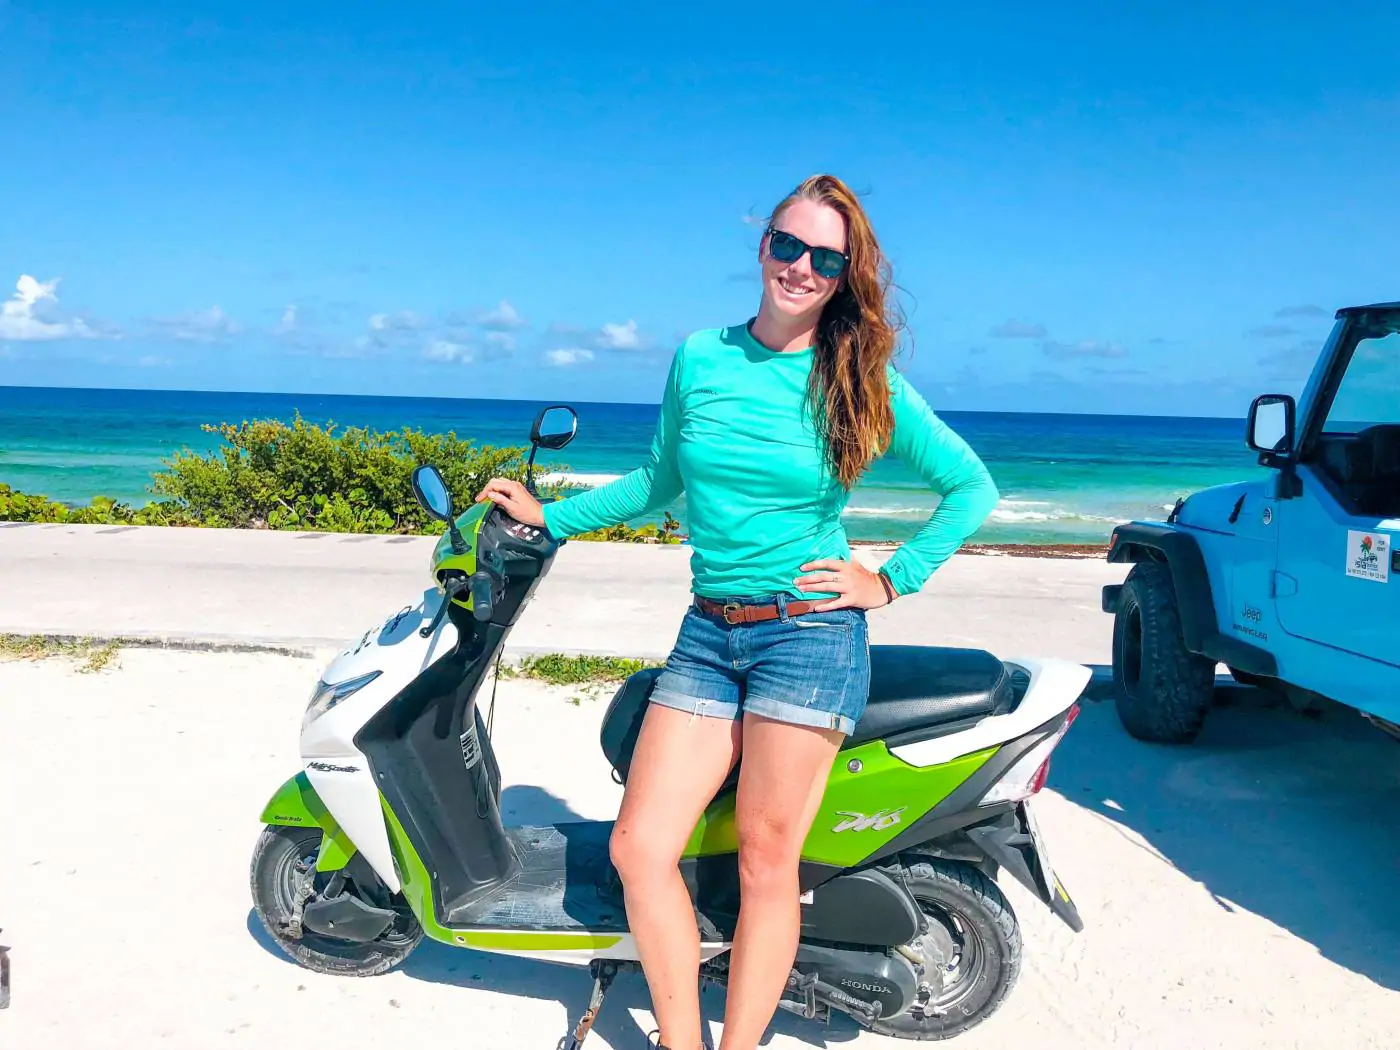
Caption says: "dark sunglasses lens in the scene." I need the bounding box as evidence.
[768,230,803,262]
[811,249,847,278]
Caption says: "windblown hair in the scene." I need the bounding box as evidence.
[766,174,903,489]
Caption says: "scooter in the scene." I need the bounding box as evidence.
[250,404,1089,1043]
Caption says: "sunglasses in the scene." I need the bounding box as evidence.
[765,227,849,279]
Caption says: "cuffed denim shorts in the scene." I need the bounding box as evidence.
[648,594,871,736]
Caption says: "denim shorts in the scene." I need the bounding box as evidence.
[648,594,872,736]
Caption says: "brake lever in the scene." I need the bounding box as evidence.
[420,576,468,637]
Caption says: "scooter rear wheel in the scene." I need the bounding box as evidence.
[867,858,1021,1041]
[250,824,423,977]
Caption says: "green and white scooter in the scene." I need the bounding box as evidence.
[250,404,1087,1043]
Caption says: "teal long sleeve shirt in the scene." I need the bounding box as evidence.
[540,322,1000,601]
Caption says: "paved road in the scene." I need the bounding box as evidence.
[0,522,1129,665]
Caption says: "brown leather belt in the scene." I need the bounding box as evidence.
[694,596,824,624]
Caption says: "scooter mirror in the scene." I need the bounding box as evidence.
[530,405,577,451]
[411,464,455,522]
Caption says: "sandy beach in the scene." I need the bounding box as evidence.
[2,524,1399,1048]
[1,643,1398,1049]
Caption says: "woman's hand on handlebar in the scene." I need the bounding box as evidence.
[475,477,545,526]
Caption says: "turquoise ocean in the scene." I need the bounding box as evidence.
[0,385,1269,546]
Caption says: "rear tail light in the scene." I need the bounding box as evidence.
[983,703,1079,805]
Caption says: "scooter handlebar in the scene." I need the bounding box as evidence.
[469,570,496,621]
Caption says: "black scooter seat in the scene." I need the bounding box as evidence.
[600,645,1017,783]
[851,645,1016,746]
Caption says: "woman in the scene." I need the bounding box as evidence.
[477,174,999,1050]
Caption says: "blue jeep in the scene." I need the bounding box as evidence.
[1102,301,1400,744]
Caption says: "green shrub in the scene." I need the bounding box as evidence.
[505,653,662,685]
[575,511,683,545]
[0,483,189,526]
[0,415,688,544]
[145,414,547,533]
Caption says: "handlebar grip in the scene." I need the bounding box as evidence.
[469,571,495,621]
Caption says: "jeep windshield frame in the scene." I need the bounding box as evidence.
[1304,306,1400,445]
[1294,305,1400,517]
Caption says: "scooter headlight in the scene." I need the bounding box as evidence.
[302,670,382,729]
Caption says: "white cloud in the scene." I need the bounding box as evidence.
[989,319,1048,339]
[424,339,472,363]
[362,309,433,350]
[479,300,527,330]
[0,274,103,341]
[149,305,237,343]
[1041,339,1127,361]
[598,319,644,350]
[368,309,428,333]
[484,331,516,354]
[275,304,298,334]
[138,354,171,367]
[545,348,594,367]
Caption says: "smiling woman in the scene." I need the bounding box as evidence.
[474,173,1000,1050]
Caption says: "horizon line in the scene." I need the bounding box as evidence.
[0,382,1252,424]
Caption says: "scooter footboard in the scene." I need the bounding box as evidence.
[260,772,358,874]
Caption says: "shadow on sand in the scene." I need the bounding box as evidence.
[1058,669,1400,991]
[246,783,862,1047]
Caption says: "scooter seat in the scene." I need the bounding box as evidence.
[849,645,1016,747]
[599,646,1017,783]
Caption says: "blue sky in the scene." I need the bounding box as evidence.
[2,2,1398,416]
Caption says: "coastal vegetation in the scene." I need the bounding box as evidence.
[503,652,661,686]
[0,633,120,673]
[0,414,683,544]
[501,652,664,706]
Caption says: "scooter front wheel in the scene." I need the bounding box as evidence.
[249,824,423,977]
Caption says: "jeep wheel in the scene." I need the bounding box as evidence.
[1112,562,1216,744]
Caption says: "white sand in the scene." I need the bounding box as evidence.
[2,646,1398,1049]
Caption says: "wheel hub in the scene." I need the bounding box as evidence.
[898,918,956,1016]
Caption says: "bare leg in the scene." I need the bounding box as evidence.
[611,702,742,1050]
[719,714,843,1050]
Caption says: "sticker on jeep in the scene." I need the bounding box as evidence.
[1346,530,1391,583]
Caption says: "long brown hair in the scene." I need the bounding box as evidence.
[766,174,903,488]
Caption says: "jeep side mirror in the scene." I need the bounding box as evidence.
[1247,394,1295,457]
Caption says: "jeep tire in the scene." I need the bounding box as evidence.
[1112,561,1217,743]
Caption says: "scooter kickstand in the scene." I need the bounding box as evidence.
[559,960,622,1050]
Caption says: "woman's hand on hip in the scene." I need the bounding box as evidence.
[795,558,895,611]
[475,477,546,526]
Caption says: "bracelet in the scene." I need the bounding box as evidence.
[878,570,898,603]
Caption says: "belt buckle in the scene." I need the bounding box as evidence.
[722,602,743,625]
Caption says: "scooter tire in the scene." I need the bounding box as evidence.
[867,858,1021,1041]
[250,824,423,977]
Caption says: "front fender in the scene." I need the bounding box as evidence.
[260,772,357,872]
[1103,522,1278,678]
